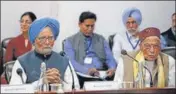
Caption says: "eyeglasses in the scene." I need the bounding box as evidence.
[19,20,32,24]
[37,36,54,43]
[144,43,160,50]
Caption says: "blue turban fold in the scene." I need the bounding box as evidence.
[122,7,142,26]
[28,17,60,44]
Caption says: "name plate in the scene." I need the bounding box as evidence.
[83,81,120,91]
[1,84,34,93]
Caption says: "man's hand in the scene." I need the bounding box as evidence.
[106,69,115,78]
[46,68,61,84]
[88,68,99,76]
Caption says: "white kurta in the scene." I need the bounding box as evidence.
[112,31,140,63]
[10,60,80,91]
[114,53,175,87]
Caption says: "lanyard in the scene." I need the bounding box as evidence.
[126,32,140,50]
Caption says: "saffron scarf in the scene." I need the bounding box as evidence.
[133,51,165,87]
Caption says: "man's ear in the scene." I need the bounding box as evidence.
[34,39,37,44]
[33,39,39,47]
[78,22,82,27]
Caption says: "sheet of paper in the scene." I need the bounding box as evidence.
[76,71,107,79]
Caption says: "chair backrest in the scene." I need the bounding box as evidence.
[161,46,176,59]
[2,37,14,49]
[3,61,15,83]
[62,39,66,51]
[108,34,116,50]
[61,39,66,56]
[1,37,14,64]
[2,48,6,63]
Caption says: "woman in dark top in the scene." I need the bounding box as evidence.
[5,12,37,63]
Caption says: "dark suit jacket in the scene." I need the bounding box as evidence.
[161,28,176,47]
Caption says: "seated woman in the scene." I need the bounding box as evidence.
[5,12,37,63]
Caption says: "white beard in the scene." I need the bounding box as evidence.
[35,45,53,55]
[127,28,138,36]
[41,47,52,55]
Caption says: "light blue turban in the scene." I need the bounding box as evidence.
[122,7,142,26]
[28,17,60,44]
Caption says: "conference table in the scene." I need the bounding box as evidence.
[1,81,175,93]
[35,87,176,94]
[65,88,175,94]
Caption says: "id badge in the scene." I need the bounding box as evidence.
[84,57,92,64]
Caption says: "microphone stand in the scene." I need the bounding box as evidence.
[16,68,25,84]
[135,61,144,88]
[37,61,49,92]
[41,58,49,92]
[143,64,153,87]
[42,68,49,92]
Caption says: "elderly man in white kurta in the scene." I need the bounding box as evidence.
[114,27,175,88]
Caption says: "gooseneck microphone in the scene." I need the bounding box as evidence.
[16,68,25,84]
[121,50,139,63]
[41,62,47,83]
[68,62,75,90]
[121,50,153,87]
[40,62,49,91]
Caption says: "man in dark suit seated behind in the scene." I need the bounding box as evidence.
[161,12,176,47]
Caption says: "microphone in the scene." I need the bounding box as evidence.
[40,62,47,84]
[63,48,75,90]
[121,50,138,63]
[39,62,50,91]
[68,61,75,90]
[121,50,153,87]
[16,68,25,84]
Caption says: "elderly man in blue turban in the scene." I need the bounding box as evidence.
[112,7,142,61]
[9,17,80,91]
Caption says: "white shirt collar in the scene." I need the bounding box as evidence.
[126,31,139,42]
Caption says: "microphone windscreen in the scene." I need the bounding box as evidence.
[16,68,23,75]
[121,49,127,55]
[41,62,46,72]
